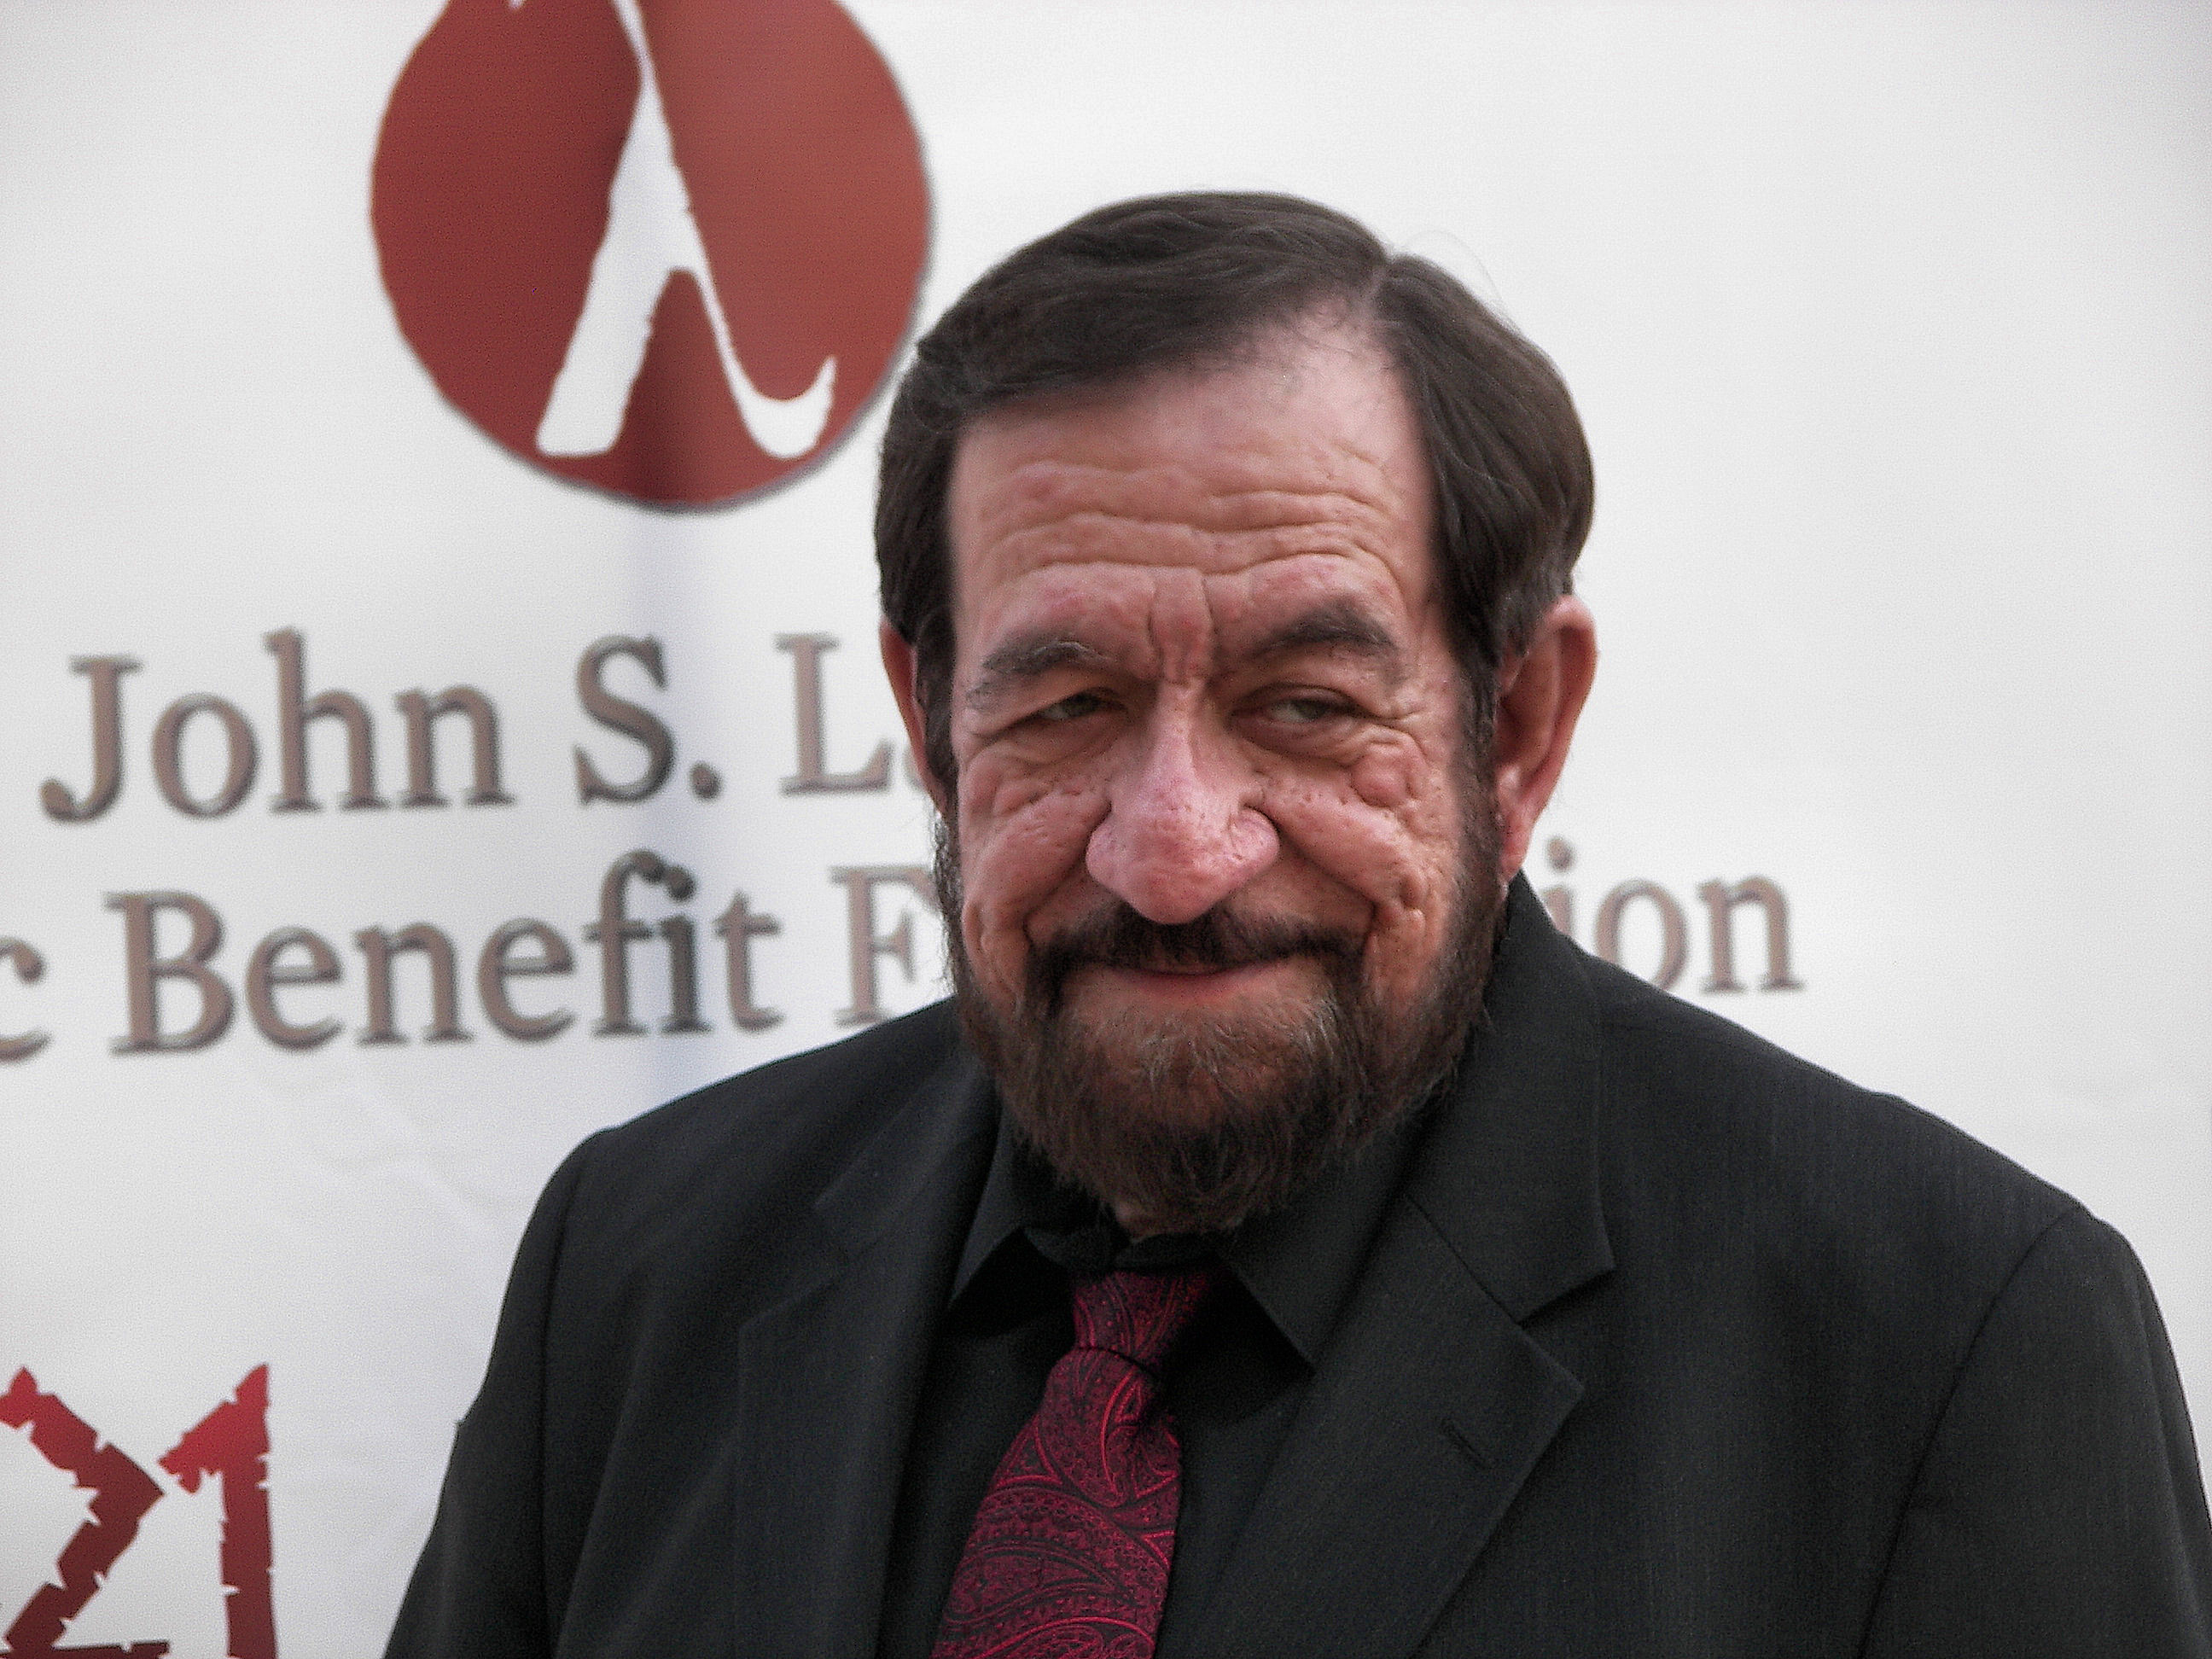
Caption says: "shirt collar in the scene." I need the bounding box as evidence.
[950,1123,1082,1297]
[950,1098,1427,1369]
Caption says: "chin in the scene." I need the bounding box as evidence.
[958,937,1457,1236]
[1055,984,1342,1129]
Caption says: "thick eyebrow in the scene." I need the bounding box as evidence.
[964,632,1110,713]
[1243,601,1404,672]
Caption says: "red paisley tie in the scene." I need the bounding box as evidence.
[929,1263,1222,1659]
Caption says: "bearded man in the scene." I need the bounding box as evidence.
[389,195,2210,1659]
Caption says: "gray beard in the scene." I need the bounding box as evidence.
[939,795,1504,1235]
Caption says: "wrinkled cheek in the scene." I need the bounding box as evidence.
[1348,747,1420,812]
[1362,901,1451,1010]
[1271,777,1464,1005]
[955,774,1105,1007]
[1373,830,1479,1007]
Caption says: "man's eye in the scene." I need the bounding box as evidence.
[1034,691,1107,724]
[1266,696,1345,725]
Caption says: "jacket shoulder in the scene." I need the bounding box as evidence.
[596,998,964,1163]
[549,1000,975,1280]
[1574,944,2079,1295]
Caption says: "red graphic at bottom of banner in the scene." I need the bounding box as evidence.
[159,1370,274,1659]
[2,1365,275,1659]
[0,1369,166,1659]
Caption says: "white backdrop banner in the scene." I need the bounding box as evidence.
[3,2,2206,1653]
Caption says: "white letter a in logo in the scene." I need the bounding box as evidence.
[535,0,835,462]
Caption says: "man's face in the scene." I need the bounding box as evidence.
[927,317,1501,1231]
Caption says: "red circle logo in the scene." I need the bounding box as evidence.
[371,0,928,507]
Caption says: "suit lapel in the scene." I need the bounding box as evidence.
[1183,1201,1586,1658]
[729,1048,997,1659]
[1184,879,1613,1658]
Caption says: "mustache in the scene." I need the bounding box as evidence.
[1027,903,1362,1009]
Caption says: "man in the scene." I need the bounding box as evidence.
[389,194,2211,1656]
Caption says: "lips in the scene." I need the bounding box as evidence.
[1028,902,1359,1012]
[1087,952,1307,986]
[1125,958,1263,974]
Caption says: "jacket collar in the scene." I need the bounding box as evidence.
[1406,872,1615,1320]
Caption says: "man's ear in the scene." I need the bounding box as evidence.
[880,620,952,818]
[1489,595,1597,887]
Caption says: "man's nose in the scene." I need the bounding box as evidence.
[1084,707,1278,925]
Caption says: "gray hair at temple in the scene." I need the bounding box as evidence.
[874,189,1595,795]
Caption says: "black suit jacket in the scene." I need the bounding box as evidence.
[389,881,2211,1656]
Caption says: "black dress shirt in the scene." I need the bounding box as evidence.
[876,1104,1429,1659]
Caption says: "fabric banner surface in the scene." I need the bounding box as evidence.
[2,3,2206,1652]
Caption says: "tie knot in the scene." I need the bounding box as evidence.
[1069,1263,1221,1372]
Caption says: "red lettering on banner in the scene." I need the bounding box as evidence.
[0,1368,168,1659]
[158,1368,276,1659]
[2,1367,276,1659]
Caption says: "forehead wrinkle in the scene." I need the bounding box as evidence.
[974,466,1405,545]
[987,519,1388,583]
[1196,544,1423,651]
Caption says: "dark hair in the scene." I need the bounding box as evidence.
[876,191,1593,792]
